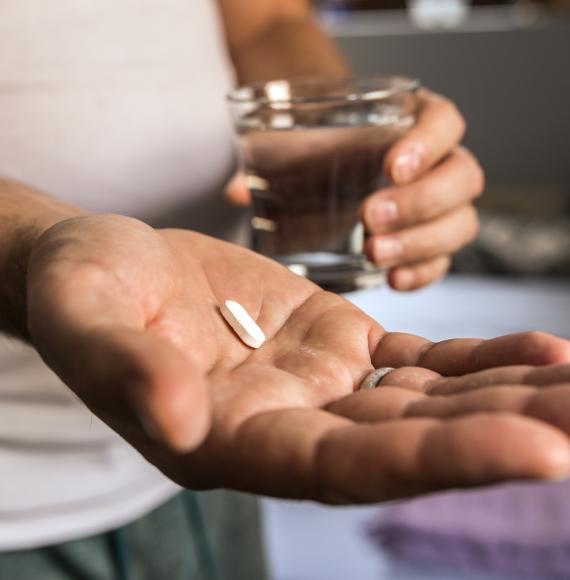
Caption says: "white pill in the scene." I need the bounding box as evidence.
[220,300,266,349]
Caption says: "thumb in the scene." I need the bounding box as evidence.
[44,323,211,453]
[78,326,212,453]
[224,172,252,206]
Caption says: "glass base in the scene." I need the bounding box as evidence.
[275,252,386,293]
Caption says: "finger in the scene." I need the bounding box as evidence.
[200,409,351,497]
[200,408,570,503]
[327,387,427,422]
[406,385,570,434]
[373,332,570,375]
[363,147,484,234]
[365,205,479,268]
[329,373,570,425]
[385,90,466,185]
[360,366,547,398]
[224,173,251,206]
[408,385,536,419]
[387,255,451,291]
[405,384,570,443]
[429,363,570,396]
[317,414,570,503]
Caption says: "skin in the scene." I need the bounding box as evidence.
[0,3,567,505]
[18,211,570,503]
[220,0,484,290]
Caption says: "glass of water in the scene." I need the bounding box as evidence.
[228,76,419,293]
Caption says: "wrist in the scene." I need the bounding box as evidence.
[0,178,85,339]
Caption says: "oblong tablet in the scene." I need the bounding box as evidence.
[220,300,266,349]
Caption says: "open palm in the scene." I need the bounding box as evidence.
[26,215,570,503]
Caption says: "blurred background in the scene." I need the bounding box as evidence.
[263,2,570,579]
[317,0,570,278]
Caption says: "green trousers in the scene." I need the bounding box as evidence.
[0,490,268,580]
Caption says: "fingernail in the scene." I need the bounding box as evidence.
[366,198,398,227]
[392,146,422,184]
[373,238,403,263]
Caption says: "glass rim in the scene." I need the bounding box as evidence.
[227,76,421,106]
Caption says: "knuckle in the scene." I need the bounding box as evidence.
[516,331,555,358]
[440,99,466,136]
[463,206,480,242]
[454,147,485,198]
[455,112,467,138]
[448,207,479,250]
[521,330,549,345]
[438,255,452,274]
[422,256,451,285]
[414,264,438,289]
[472,162,486,197]
[461,150,486,195]
[409,181,437,221]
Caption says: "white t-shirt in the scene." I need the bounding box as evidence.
[0,0,244,550]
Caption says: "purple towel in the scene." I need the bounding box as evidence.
[368,481,570,578]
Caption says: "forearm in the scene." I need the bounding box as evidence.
[0,177,83,339]
[229,17,349,85]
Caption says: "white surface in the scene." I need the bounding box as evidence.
[264,275,570,580]
[349,275,570,341]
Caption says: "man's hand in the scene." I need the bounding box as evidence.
[227,89,483,292]
[362,89,483,291]
[26,214,570,504]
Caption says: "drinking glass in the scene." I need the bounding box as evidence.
[228,76,419,292]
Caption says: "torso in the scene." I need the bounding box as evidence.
[0,0,243,549]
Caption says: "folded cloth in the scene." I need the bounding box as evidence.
[368,480,570,579]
